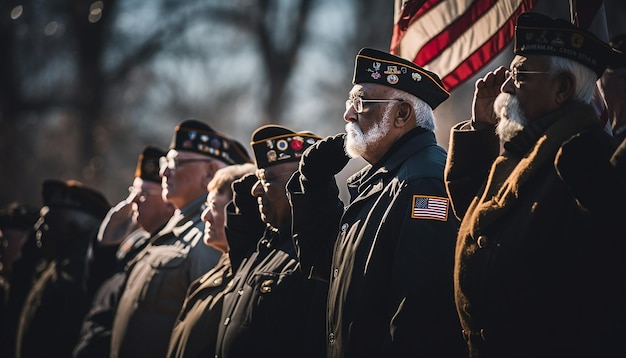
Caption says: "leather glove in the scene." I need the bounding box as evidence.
[231,173,260,215]
[299,133,350,184]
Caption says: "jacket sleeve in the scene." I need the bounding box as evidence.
[385,177,466,357]
[556,128,626,220]
[225,201,265,271]
[286,171,344,282]
[445,120,500,220]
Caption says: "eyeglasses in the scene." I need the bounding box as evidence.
[505,67,550,87]
[128,186,162,203]
[159,157,213,170]
[345,97,404,113]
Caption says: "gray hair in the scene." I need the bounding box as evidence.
[386,88,436,131]
[548,56,598,103]
[208,163,256,199]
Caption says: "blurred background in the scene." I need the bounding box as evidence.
[1,0,625,207]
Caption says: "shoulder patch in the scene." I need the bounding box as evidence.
[411,195,449,221]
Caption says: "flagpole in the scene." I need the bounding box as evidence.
[569,0,577,25]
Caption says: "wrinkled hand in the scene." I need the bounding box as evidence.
[472,66,507,127]
[299,133,350,183]
[231,173,260,215]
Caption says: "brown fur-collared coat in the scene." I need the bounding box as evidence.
[445,102,626,357]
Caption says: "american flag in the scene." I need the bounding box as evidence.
[390,0,538,92]
[412,195,449,220]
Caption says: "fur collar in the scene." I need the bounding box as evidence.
[466,102,599,236]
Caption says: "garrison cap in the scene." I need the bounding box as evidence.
[0,203,39,231]
[352,48,449,109]
[251,125,321,169]
[41,179,111,220]
[135,145,166,183]
[170,119,252,165]
[514,12,613,77]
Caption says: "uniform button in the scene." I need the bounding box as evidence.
[477,235,489,248]
[333,268,339,278]
[341,223,348,232]
[328,332,335,344]
[237,288,244,295]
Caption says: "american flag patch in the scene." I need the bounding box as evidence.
[411,195,449,221]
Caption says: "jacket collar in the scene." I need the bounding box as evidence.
[347,128,435,195]
[152,195,205,241]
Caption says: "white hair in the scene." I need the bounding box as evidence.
[548,56,598,103]
[386,88,436,131]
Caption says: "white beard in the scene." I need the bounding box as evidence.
[345,105,392,158]
[494,93,527,143]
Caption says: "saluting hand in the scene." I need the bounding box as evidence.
[299,133,350,184]
[472,66,507,127]
[97,199,136,246]
[231,173,260,215]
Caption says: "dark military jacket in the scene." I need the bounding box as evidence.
[446,102,626,357]
[2,232,46,358]
[214,223,327,358]
[0,273,9,356]
[16,237,92,358]
[111,196,222,358]
[167,253,231,358]
[72,228,150,358]
[288,128,465,358]
[167,201,260,358]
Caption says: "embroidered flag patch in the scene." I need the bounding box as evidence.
[411,195,449,221]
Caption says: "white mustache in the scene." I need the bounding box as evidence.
[494,93,527,142]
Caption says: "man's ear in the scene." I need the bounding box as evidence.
[395,101,413,128]
[555,72,576,106]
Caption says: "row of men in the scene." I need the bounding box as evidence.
[1,11,626,358]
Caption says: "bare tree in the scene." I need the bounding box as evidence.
[0,0,350,205]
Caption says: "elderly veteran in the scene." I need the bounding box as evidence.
[16,179,110,358]
[444,12,625,357]
[74,145,174,358]
[214,125,328,358]
[111,119,251,358]
[286,48,465,357]
[0,203,40,358]
[166,162,257,358]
